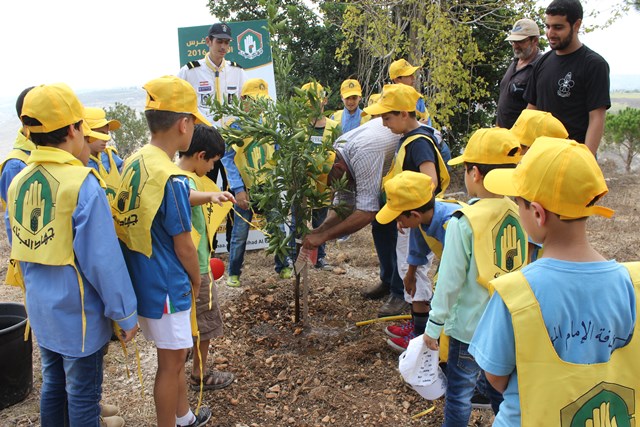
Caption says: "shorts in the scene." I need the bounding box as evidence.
[138,310,192,350]
[396,227,434,303]
[195,272,224,341]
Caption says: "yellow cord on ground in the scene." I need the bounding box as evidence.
[412,404,436,419]
[355,314,411,326]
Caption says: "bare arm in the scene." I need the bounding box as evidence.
[418,161,438,188]
[486,372,510,394]
[173,231,202,295]
[584,107,607,156]
[189,190,236,207]
[303,209,375,249]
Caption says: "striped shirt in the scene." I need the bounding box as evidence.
[334,117,400,212]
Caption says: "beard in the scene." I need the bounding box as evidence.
[550,27,574,51]
[514,44,536,60]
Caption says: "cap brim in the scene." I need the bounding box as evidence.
[209,33,231,40]
[447,155,465,166]
[88,130,110,142]
[363,103,392,116]
[483,168,518,197]
[398,66,420,77]
[107,120,121,131]
[375,205,402,225]
[341,90,362,99]
[505,34,529,41]
[193,111,212,126]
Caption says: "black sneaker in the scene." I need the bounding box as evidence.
[314,258,333,271]
[178,407,212,427]
[471,391,491,410]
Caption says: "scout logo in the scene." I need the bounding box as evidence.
[492,210,526,273]
[13,167,57,235]
[115,158,148,214]
[560,382,634,426]
[237,28,263,60]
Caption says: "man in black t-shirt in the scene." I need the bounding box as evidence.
[524,0,610,155]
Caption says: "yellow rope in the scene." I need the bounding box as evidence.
[412,404,436,419]
[230,206,272,238]
[355,314,412,327]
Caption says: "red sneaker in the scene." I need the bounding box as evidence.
[384,321,414,339]
[386,332,416,353]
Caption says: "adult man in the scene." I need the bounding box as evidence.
[302,117,407,316]
[524,0,610,155]
[496,19,542,128]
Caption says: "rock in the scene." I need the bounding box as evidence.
[332,267,346,275]
[277,369,288,381]
[214,356,228,364]
[265,392,278,399]
[269,384,281,393]
[265,295,274,303]
[322,415,330,423]
[230,397,239,405]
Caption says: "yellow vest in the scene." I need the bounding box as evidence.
[233,137,275,189]
[90,147,121,201]
[491,262,640,427]
[112,144,188,257]
[185,172,232,250]
[457,197,528,289]
[1,129,35,208]
[382,132,450,197]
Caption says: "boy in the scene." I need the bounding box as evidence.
[510,109,568,154]
[423,127,525,425]
[85,107,124,200]
[388,59,433,126]
[470,138,637,426]
[374,171,462,351]
[363,83,449,318]
[330,79,368,133]
[113,75,222,427]
[8,83,138,427]
[177,124,235,391]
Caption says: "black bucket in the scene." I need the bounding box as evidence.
[0,302,33,410]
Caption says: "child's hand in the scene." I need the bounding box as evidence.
[120,325,139,343]
[211,191,236,206]
[403,270,417,297]
[424,334,439,351]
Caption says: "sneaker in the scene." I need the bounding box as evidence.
[386,332,416,353]
[226,275,241,288]
[314,258,333,271]
[337,234,350,242]
[279,267,293,279]
[377,294,411,317]
[179,407,212,427]
[100,403,119,417]
[360,281,390,300]
[471,391,492,410]
[100,416,125,427]
[385,321,415,339]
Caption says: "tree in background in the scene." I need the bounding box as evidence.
[604,107,640,173]
[104,102,149,158]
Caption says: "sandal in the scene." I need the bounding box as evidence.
[190,370,235,391]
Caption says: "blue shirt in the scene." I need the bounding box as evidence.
[470,258,636,427]
[15,174,138,357]
[339,107,364,134]
[407,201,460,266]
[121,176,193,319]
[1,155,29,238]
[415,98,432,127]
[399,126,441,194]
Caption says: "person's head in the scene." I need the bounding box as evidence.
[510,109,568,153]
[241,78,271,112]
[484,138,613,242]
[178,125,225,177]
[301,81,328,117]
[16,86,35,120]
[84,107,121,156]
[205,22,232,65]
[20,83,90,157]
[376,171,436,228]
[143,75,211,150]
[545,0,583,51]
[505,18,541,60]
[363,84,420,134]
[448,128,522,196]
[389,59,419,86]
[340,79,362,114]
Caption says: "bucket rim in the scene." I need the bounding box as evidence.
[0,302,28,335]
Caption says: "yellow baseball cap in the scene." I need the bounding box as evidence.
[84,107,121,131]
[242,78,270,99]
[301,82,326,99]
[448,128,522,166]
[389,59,420,80]
[340,79,362,98]
[376,171,435,224]
[510,109,568,147]
[21,83,91,136]
[362,84,421,116]
[367,93,381,107]
[484,138,614,219]
[143,75,211,126]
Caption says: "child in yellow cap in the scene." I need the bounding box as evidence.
[510,109,568,154]
[84,107,124,199]
[363,83,449,318]
[330,79,369,133]
[388,59,434,126]
[423,127,525,424]
[8,83,138,427]
[469,138,638,427]
[113,75,232,427]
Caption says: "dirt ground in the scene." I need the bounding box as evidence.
[0,156,638,427]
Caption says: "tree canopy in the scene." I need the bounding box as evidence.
[604,107,640,172]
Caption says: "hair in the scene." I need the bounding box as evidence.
[519,196,589,222]
[16,86,35,119]
[546,0,583,26]
[388,110,417,119]
[21,117,82,146]
[401,196,436,217]
[178,124,225,159]
[464,161,517,177]
[144,110,192,133]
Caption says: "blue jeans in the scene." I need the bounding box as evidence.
[39,345,104,427]
[371,218,404,298]
[476,370,503,415]
[443,338,482,427]
[228,204,289,276]
[312,207,328,261]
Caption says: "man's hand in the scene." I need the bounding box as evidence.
[235,191,250,210]
[424,334,439,351]
[120,324,139,343]
[303,233,325,249]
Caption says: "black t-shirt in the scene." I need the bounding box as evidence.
[400,126,442,195]
[496,53,541,128]
[524,45,610,143]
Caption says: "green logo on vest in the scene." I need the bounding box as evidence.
[492,210,526,273]
[115,158,148,214]
[560,382,634,426]
[14,167,58,235]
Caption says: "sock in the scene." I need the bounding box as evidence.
[176,409,196,426]
[412,310,429,336]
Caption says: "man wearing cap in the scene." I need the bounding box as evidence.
[524,0,610,155]
[330,79,369,133]
[496,18,542,129]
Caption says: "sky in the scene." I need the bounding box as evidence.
[0,0,638,101]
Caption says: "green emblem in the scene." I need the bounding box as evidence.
[561,382,634,426]
[115,158,148,213]
[492,210,526,273]
[14,167,58,235]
